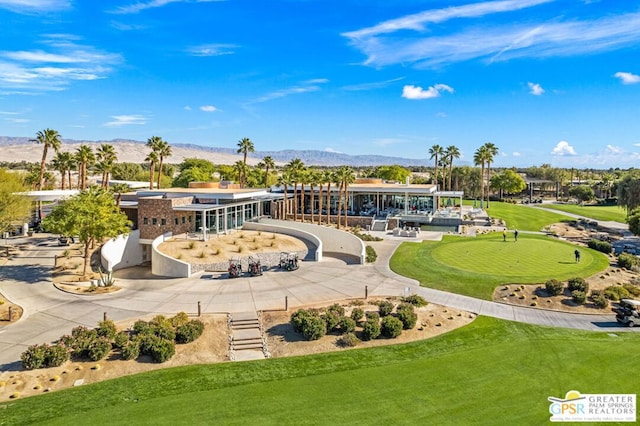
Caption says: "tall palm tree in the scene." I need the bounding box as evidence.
[482,142,498,207]
[307,169,322,224]
[155,139,172,189]
[75,144,95,190]
[325,170,335,226]
[262,155,275,188]
[33,128,62,191]
[473,145,491,209]
[52,151,74,190]
[236,137,255,187]
[110,183,131,209]
[337,166,355,228]
[145,150,159,190]
[232,160,248,187]
[277,170,292,219]
[96,143,117,188]
[444,145,461,191]
[286,158,305,221]
[428,144,444,187]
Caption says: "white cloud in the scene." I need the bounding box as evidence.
[513,151,521,157]
[200,105,218,112]
[187,44,237,57]
[606,144,623,154]
[402,84,454,100]
[614,71,640,84]
[343,2,640,68]
[551,141,577,156]
[0,0,70,13]
[110,0,222,14]
[184,106,192,111]
[342,77,404,91]
[103,114,147,127]
[528,82,544,95]
[324,147,342,153]
[373,137,404,147]
[250,79,328,104]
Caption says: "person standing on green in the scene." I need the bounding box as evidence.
[514,229,519,242]
[503,228,507,242]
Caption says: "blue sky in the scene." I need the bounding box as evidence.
[1,0,640,168]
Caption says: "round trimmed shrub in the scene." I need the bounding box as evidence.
[337,332,360,348]
[149,338,175,363]
[361,318,380,341]
[88,337,112,361]
[21,344,48,370]
[571,290,587,305]
[591,292,609,309]
[618,253,640,270]
[170,311,190,328]
[96,319,117,340]
[378,301,394,317]
[290,309,311,333]
[133,320,151,335]
[70,326,99,358]
[545,279,564,296]
[322,310,342,332]
[604,285,630,301]
[302,315,327,341]
[44,344,70,368]
[350,307,364,323]
[567,277,588,293]
[326,303,345,317]
[121,340,140,360]
[381,316,403,338]
[150,315,176,341]
[175,320,205,344]
[366,311,380,322]
[114,331,130,349]
[339,316,356,334]
[396,303,418,330]
[402,294,428,307]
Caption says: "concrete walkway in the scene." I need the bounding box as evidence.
[0,224,636,372]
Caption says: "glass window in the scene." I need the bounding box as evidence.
[161,218,166,226]
[182,216,185,224]
[143,217,148,225]
[174,217,178,225]
[152,218,157,225]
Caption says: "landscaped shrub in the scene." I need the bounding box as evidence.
[603,285,630,301]
[170,312,190,328]
[361,318,380,341]
[571,290,587,305]
[175,320,205,344]
[301,315,327,341]
[591,292,609,309]
[338,316,356,334]
[88,337,112,361]
[322,310,342,332]
[136,334,160,356]
[396,303,418,330]
[69,326,99,358]
[149,316,176,341]
[617,253,640,270]
[337,332,360,348]
[21,344,48,370]
[567,277,589,293]
[290,309,311,333]
[350,307,364,323]
[121,340,140,360]
[326,303,345,317]
[544,279,564,296]
[587,239,612,254]
[365,245,377,263]
[148,338,175,363]
[114,331,130,349]
[133,320,151,335]
[401,294,428,307]
[378,300,394,317]
[381,316,403,338]
[96,319,117,340]
[366,311,380,322]
[623,283,640,297]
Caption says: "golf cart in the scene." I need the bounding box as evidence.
[248,256,263,276]
[228,258,242,279]
[278,252,299,271]
[612,299,640,327]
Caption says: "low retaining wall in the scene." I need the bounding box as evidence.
[254,219,365,264]
[100,230,144,272]
[151,232,191,277]
[242,221,322,262]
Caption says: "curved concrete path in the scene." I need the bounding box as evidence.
[1,225,636,372]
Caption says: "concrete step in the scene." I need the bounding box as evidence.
[232,328,262,341]
[231,322,261,329]
[230,312,259,322]
[233,339,263,346]
[231,319,261,326]
[233,343,265,350]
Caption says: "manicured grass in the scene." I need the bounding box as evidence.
[535,203,627,223]
[463,200,573,231]
[2,317,638,425]
[390,233,609,299]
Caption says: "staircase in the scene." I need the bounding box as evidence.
[370,219,387,232]
[228,311,269,361]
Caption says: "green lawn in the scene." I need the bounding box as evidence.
[463,200,573,231]
[535,203,627,223]
[390,233,609,299]
[2,317,638,425]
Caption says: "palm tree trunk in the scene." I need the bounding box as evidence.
[336,182,344,229]
[326,182,331,225]
[293,183,298,221]
[157,158,164,189]
[317,184,323,225]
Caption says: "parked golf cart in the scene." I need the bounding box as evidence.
[228,258,242,278]
[248,256,262,276]
[278,252,299,271]
[612,299,640,327]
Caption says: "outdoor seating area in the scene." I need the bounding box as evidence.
[392,226,420,238]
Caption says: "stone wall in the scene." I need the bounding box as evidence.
[139,196,195,240]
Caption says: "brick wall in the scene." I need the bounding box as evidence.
[138,196,195,240]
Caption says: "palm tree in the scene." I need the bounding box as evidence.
[286,158,305,221]
[473,145,491,209]
[33,128,62,191]
[277,170,292,219]
[110,183,130,209]
[75,144,95,190]
[444,145,461,191]
[52,151,74,190]
[155,139,172,189]
[338,166,355,228]
[236,137,255,187]
[145,150,159,189]
[146,136,170,189]
[232,160,248,187]
[428,144,444,187]
[96,144,117,188]
[325,170,335,226]
[262,155,275,188]
[307,169,322,224]
[482,142,499,207]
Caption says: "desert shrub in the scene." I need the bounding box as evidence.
[136,334,159,356]
[381,316,403,338]
[88,337,112,361]
[350,307,364,323]
[69,326,99,358]
[567,277,589,293]
[617,253,640,270]
[302,315,327,341]
[170,312,190,328]
[396,303,418,330]
[149,316,176,341]
[326,303,345,317]
[322,310,342,332]
[366,311,380,322]
[96,319,117,340]
[604,285,630,301]
[149,338,175,363]
[544,279,564,296]
[133,320,151,335]
[378,301,394,317]
[113,331,130,349]
[361,318,381,341]
[571,290,587,305]
[175,320,205,344]
[587,239,612,254]
[339,316,356,334]
[121,340,140,360]
[365,245,377,263]
[291,309,312,333]
[402,294,428,307]
[623,283,640,297]
[21,344,48,370]
[337,332,360,348]
[591,293,609,309]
